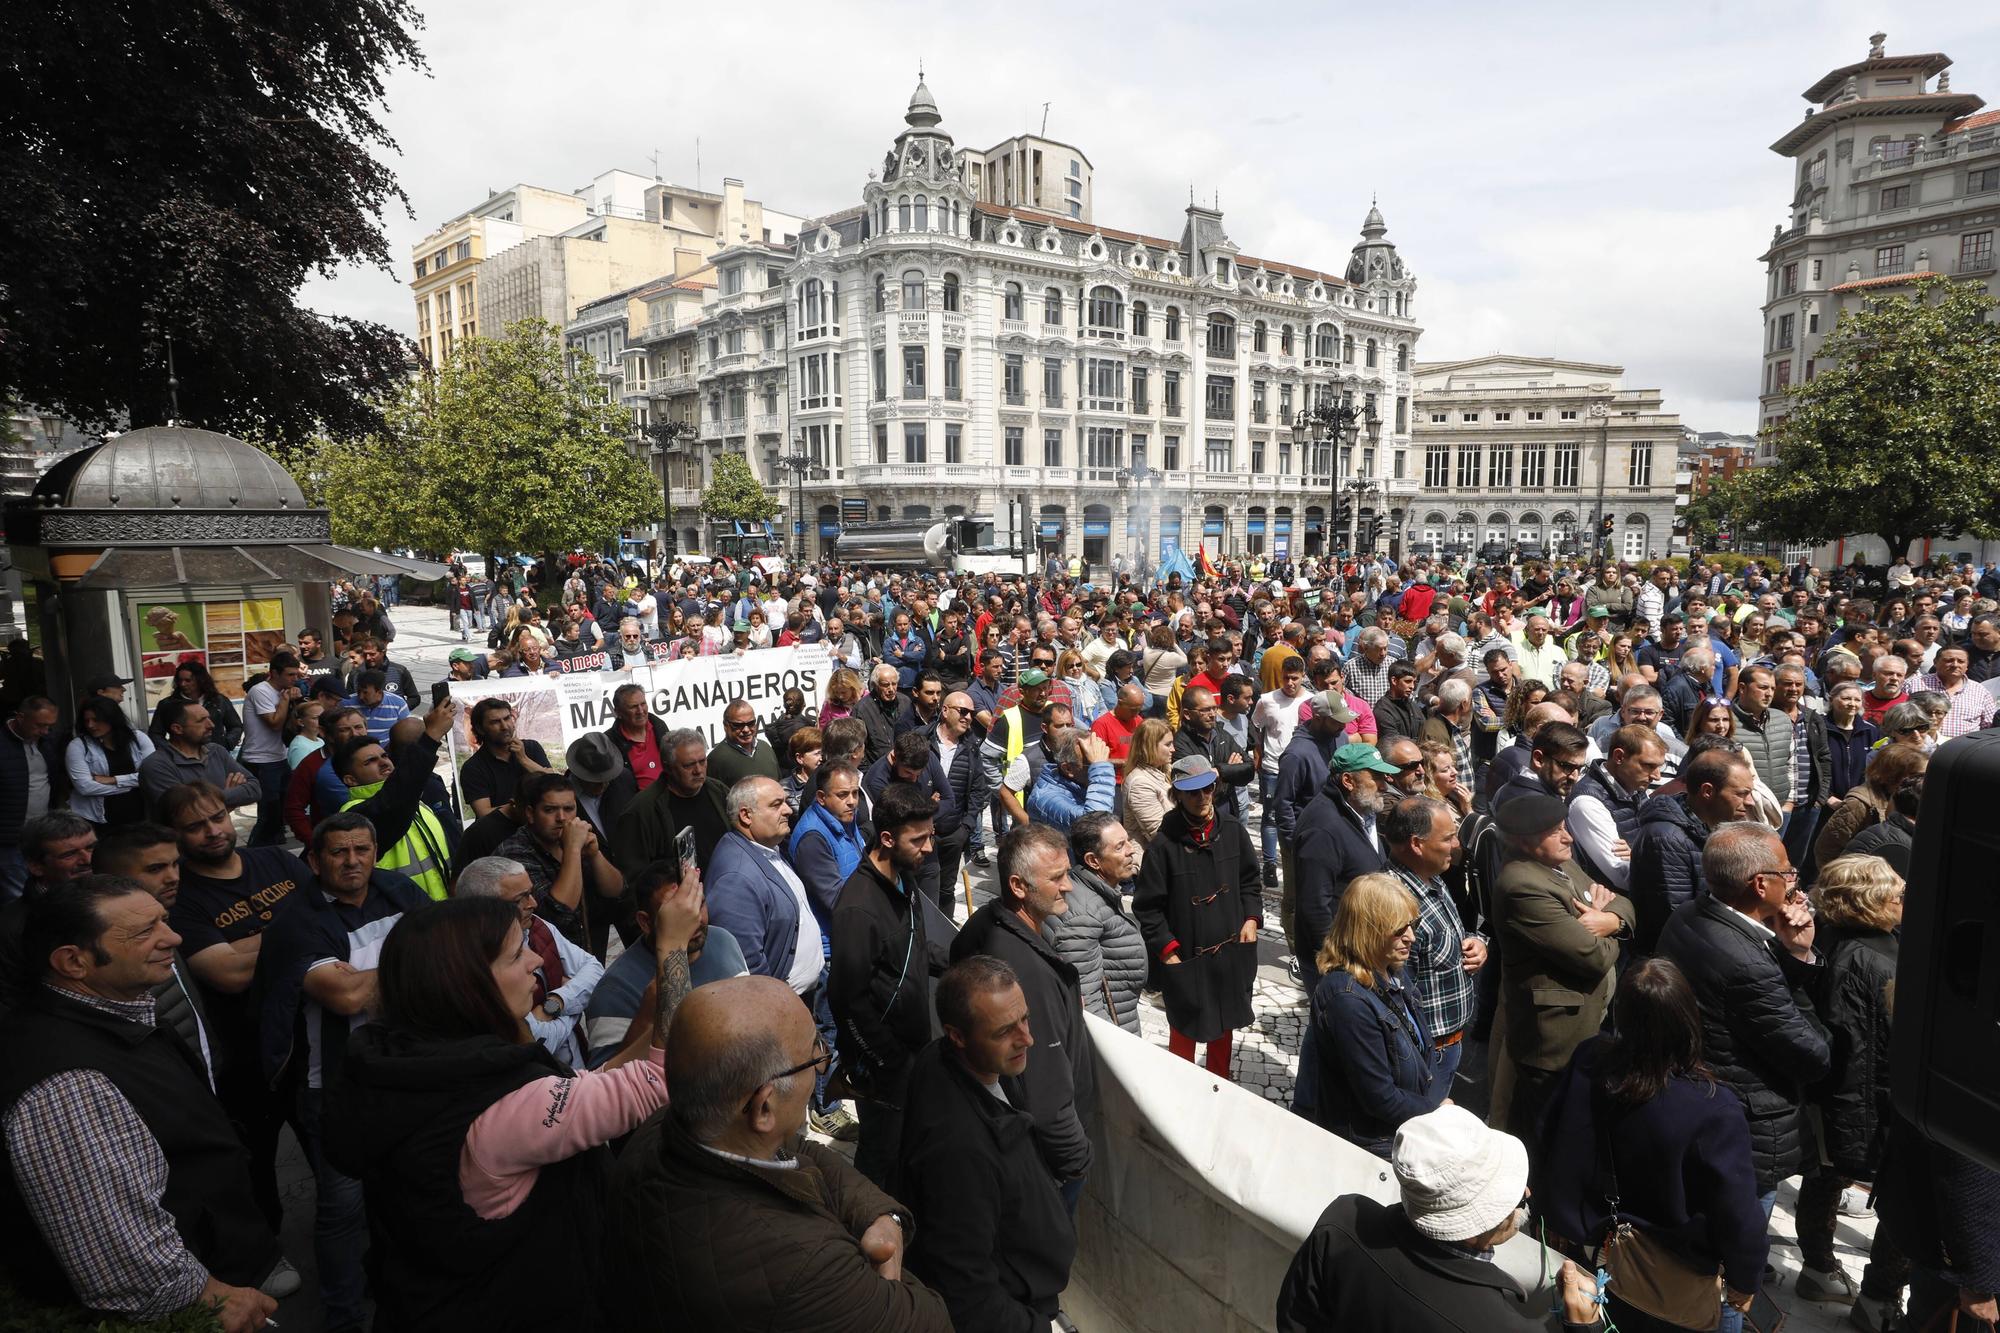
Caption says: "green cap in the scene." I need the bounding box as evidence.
[1017,668,1050,688]
[1329,742,1402,776]
[448,648,479,664]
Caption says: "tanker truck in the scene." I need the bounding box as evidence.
[831,516,1032,576]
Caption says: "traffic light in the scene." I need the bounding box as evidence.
[1336,498,1353,531]
[1599,517,1615,539]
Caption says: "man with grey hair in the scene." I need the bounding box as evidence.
[612,726,731,880]
[607,975,951,1330]
[1586,682,1686,775]
[1659,821,1829,1228]
[853,663,904,765]
[452,852,603,1069]
[1659,645,1716,735]
[1344,627,1394,704]
[705,776,822,996]
[1420,677,1477,795]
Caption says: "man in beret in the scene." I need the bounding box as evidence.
[1291,743,1400,990]
[1484,794,1634,1156]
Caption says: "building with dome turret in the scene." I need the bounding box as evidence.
[764,79,1423,565]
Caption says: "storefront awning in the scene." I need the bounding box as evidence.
[70,543,450,591]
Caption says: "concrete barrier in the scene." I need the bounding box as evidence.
[1070,1013,1555,1333]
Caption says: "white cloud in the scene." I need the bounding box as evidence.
[301,0,2000,435]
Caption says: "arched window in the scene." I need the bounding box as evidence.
[1314,323,1337,361]
[1087,285,1123,332]
[902,270,926,310]
[941,272,961,314]
[1622,514,1650,562]
[1131,300,1149,335]
[1395,343,1409,371]
[913,194,928,231]
[1004,281,1023,321]
[874,274,886,313]
[897,195,910,231]
[1516,512,1542,545]
[1044,287,1064,326]
[1365,338,1379,369]
[1342,333,1355,364]
[1485,512,1509,545]
[1206,313,1236,358]
[1280,324,1294,355]
[1252,320,1268,353]
[1164,306,1182,340]
[797,278,835,338]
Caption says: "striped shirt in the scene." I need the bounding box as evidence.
[1919,675,1997,739]
[1388,862,1479,1041]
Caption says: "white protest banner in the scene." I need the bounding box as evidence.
[443,644,833,783]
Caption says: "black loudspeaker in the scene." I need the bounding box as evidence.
[1889,730,2000,1170]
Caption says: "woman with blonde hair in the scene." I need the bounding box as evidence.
[1814,741,1927,868]
[1292,872,1445,1155]
[1418,738,1473,817]
[1120,718,1175,846]
[1496,677,1551,753]
[1797,854,1907,1312]
[819,668,862,723]
[1057,648,1104,729]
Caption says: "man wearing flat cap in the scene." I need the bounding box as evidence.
[1484,793,1634,1150]
[1291,742,1400,990]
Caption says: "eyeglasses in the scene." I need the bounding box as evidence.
[1392,919,1419,936]
[727,718,758,730]
[743,1035,831,1111]
[1754,867,1800,886]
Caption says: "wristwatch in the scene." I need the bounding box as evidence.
[538,993,565,1019]
[885,1209,912,1240]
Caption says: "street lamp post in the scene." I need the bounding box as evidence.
[1292,386,1372,561]
[1588,400,1611,562]
[777,445,821,564]
[1116,461,1164,587]
[646,418,693,567]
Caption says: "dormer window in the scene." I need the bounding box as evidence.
[1214,257,1232,282]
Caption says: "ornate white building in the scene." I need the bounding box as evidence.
[777,81,1423,564]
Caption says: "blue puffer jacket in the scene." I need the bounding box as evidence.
[1296,967,1443,1157]
[1024,760,1115,833]
[1627,792,1710,954]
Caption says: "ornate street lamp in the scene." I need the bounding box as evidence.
[1293,387,1377,557]
[646,418,694,563]
[777,443,826,564]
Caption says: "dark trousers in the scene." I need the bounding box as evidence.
[853,1095,905,1190]
[216,1060,289,1231]
[932,825,970,915]
[247,759,292,847]
[299,1086,368,1330]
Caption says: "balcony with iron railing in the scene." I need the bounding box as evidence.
[1851,130,2000,183]
[1004,390,1027,406]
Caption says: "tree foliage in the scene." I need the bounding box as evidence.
[1730,275,2000,559]
[700,451,780,523]
[0,1,425,443]
[311,320,660,555]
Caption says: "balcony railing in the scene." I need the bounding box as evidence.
[1205,406,1234,421]
[1957,251,1998,276]
[1004,390,1026,406]
[1085,326,1126,342]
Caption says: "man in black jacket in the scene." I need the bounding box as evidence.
[1627,746,1758,953]
[853,664,904,766]
[863,732,960,911]
[898,956,1075,1333]
[1659,821,1829,1209]
[828,783,947,1188]
[1278,1105,1603,1332]
[0,697,68,901]
[1372,663,1427,746]
[1172,685,1254,813]
[949,824,1093,1210]
[1291,743,1399,989]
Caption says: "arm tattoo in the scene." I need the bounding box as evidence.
[655,948,692,1039]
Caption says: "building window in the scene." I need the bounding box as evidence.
[1044,288,1064,325]
[903,422,927,463]
[1880,184,1910,211]
[721,266,743,295]
[1553,441,1579,488]
[1559,409,1578,421]
[1250,439,1266,472]
[1342,334,1355,364]
[1131,300,1149,335]
[1776,313,1795,349]
[1087,285,1123,332]
[1163,435,1180,470]
[1963,230,1995,270]
[1206,314,1236,358]
[1461,411,1479,423]
[414,258,427,279]
[1086,358,1124,407]
[874,275,887,312]
[1810,259,1823,282]
[1003,354,1025,403]
[1487,444,1513,488]
[1365,338,1378,368]
[1278,440,1293,474]
[797,278,837,338]
[725,328,744,355]
[1086,427,1122,470]
[1005,426,1024,466]
[1044,429,1063,467]
[1527,410,1544,421]
[874,423,889,464]
[945,424,962,464]
[1205,438,1232,473]
[1807,310,1820,334]
[1004,281,1024,320]
[1429,412,1447,424]
[1628,439,1653,487]
[1314,324,1337,362]
[1163,372,1182,417]
[799,352,840,410]
[1970,167,2000,196]
[944,348,962,400]
[902,345,925,398]
[1252,320,1268,353]
[898,196,911,230]
[1205,375,1234,420]
[1773,359,1792,391]
[1279,384,1293,418]
[1875,244,1905,274]
[942,272,961,313]
[1396,344,1409,371]
[1456,444,1480,489]
[1425,445,1449,489]
[1251,380,1267,423]
[1164,306,1182,340]
[902,270,926,310]
[873,347,886,401]
[1043,358,1064,405]
[1132,367,1149,413]
[1781,262,1799,294]
[913,195,928,230]
[1395,397,1408,432]
[1521,444,1546,488]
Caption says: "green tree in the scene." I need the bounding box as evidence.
[700,451,780,523]
[1735,274,2000,560]
[0,1,424,443]
[313,320,659,554]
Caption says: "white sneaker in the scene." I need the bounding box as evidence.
[1797,1264,1858,1304]
[260,1256,302,1299]
[1838,1185,1872,1217]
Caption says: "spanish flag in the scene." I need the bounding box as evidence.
[1198,547,1220,579]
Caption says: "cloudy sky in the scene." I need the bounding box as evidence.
[304,0,1996,434]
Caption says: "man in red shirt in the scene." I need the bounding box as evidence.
[1860,654,1910,726]
[604,682,669,790]
[1188,635,1239,699]
[1091,682,1147,782]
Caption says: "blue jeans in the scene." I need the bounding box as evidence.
[808,971,841,1114]
[1716,1189,1778,1333]
[299,1086,369,1330]
[1258,772,1281,872]
[1434,1036,1464,1097]
[247,760,292,847]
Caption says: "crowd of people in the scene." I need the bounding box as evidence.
[0,544,1996,1332]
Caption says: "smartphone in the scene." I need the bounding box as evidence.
[430,680,450,708]
[675,824,697,875]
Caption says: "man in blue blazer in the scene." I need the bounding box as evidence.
[704,776,825,998]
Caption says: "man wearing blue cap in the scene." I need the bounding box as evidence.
[1291,743,1401,989]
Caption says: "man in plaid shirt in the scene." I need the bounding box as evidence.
[1380,795,1488,1091]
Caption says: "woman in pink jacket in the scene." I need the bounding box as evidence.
[328,882,702,1332]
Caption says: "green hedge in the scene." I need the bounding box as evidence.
[0,1281,221,1333]
[1656,553,1776,580]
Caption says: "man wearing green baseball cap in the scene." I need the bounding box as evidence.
[1291,743,1400,990]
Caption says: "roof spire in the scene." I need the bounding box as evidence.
[905,74,941,128]
[1869,31,1886,59]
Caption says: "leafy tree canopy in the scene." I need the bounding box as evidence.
[700,451,780,523]
[0,1,425,442]
[1728,275,2000,560]
[308,320,659,555]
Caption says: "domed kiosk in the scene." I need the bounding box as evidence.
[4,425,443,718]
